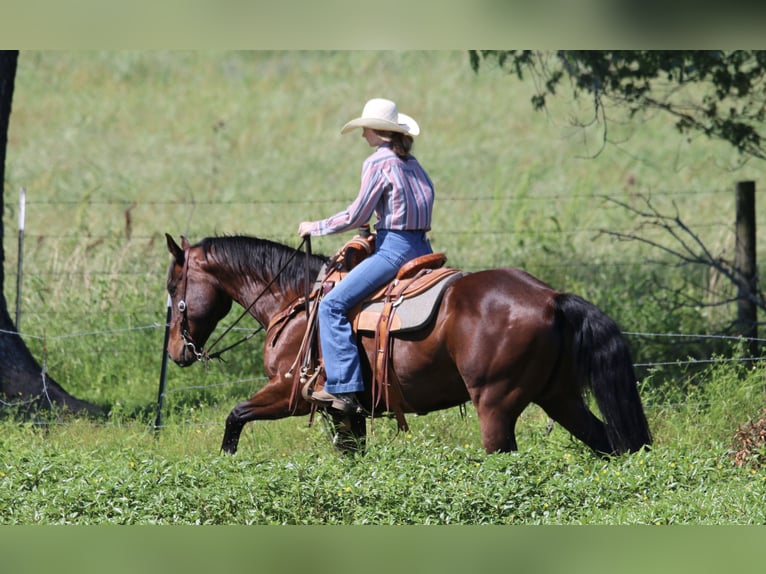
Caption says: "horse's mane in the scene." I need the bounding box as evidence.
[197,235,327,294]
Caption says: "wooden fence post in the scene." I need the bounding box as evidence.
[734,180,757,357]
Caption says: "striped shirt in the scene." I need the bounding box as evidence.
[310,144,434,236]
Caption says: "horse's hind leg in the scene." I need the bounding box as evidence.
[476,409,519,453]
[473,388,532,453]
[538,395,612,455]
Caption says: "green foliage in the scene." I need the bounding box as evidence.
[471,50,766,160]
[1,360,765,525]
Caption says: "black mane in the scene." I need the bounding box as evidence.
[197,235,327,294]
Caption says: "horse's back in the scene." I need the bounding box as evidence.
[442,267,559,325]
[425,267,563,379]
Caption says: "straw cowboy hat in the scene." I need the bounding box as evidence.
[340,98,420,136]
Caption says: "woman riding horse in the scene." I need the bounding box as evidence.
[298,98,434,414]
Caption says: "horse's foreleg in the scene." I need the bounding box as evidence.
[328,411,367,454]
[220,382,308,455]
[221,411,246,454]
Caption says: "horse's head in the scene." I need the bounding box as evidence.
[165,233,233,366]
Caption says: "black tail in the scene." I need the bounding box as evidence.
[555,293,652,454]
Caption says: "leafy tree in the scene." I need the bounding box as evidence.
[470,50,766,161]
[0,50,102,415]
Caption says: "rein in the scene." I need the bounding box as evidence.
[178,237,312,363]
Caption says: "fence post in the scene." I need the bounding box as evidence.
[734,180,757,357]
[15,187,25,331]
[154,294,172,434]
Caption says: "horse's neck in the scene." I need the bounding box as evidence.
[226,273,300,326]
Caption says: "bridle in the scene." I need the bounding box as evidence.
[173,237,312,363]
[175,251,207,362]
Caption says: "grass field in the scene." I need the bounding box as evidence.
[1,51,765,525]
[2,361,765,525]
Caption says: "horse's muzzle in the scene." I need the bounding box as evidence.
[167,345,198,367]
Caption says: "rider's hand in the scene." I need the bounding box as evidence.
[298,222,313,237]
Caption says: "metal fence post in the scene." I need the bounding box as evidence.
[15,187,25,331]
[154,294,172,434]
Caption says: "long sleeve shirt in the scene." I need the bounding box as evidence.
[308,144,434,236]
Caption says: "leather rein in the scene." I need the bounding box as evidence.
[175,237,312,363]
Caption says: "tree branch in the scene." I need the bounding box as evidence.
[600,195,766,317]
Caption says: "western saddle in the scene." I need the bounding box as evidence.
[280,228,463,430]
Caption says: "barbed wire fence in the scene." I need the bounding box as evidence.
[3,328,764,432]
[2,322,764,429]
[2,184,763,429]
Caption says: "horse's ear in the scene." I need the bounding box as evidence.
[166,233,185,264]
[181,235,191,250]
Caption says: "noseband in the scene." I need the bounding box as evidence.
[179,303,206,361]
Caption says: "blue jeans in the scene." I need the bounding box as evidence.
[318,230,432,394]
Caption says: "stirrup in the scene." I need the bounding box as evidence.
[309,389,364,415]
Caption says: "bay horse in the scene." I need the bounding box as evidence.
[164,233,651,456]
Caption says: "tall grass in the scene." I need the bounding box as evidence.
[1,52,765,524]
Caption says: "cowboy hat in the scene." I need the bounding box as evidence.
[340,98,420,136]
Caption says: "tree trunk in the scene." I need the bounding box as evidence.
[0,50,103,416]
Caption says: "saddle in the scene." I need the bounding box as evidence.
[282,230,464,431]
[352,260,461,333]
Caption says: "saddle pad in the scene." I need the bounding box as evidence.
[354,270,463,333]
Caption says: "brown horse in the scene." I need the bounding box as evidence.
[165,233,651,456]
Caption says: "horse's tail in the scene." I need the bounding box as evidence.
[555,293,652,454]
